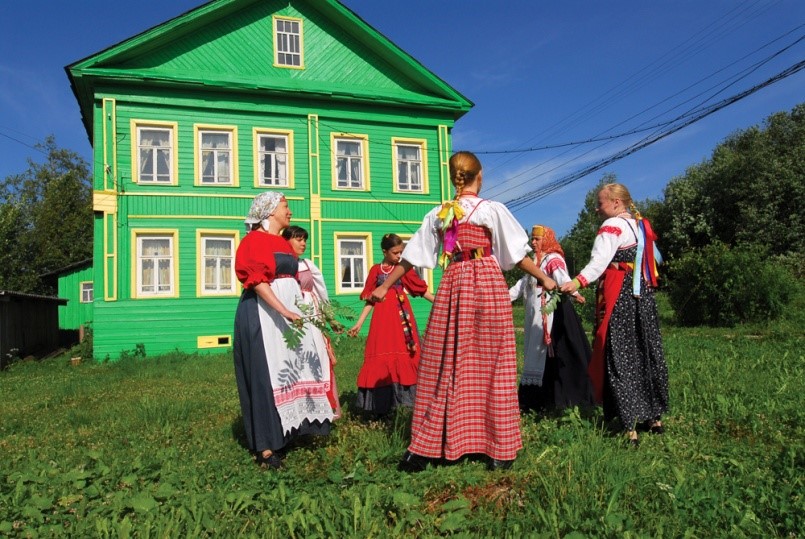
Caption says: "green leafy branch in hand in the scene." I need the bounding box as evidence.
[281,300,357,349]
[541,290,562,315]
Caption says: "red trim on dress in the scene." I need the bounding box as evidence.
[597,225,622,236]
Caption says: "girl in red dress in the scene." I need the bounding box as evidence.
[347,233,434,417]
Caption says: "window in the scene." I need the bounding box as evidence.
[194,125,238,186]
[133,121,178,184]
[254,129,293,187]
[393,139,427,193]
[80,282,93,303]
[133,231,178,298]
[336,235,369,292]
[333,135,369,190]
[274,16,303,68]
[197,231,238,296]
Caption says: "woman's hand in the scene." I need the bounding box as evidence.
[282,311,302,323]
[369,286,388,303]
[560,281,577,294]
[572,293,586,304]
[347,324,361,337]
[540,277,557,291]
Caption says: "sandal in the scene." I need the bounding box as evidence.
[255,450,283,470]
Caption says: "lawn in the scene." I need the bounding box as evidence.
[1,298,803,537]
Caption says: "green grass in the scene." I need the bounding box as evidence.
[1,294,803,537]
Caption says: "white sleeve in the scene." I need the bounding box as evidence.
[304,259,329,302]
[578,218,630,285]
[544,254,573,286]
[509,275,527,302]
[471,201,530,271]
[400,207,442,269]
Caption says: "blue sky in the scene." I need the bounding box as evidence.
[1,0,802,236]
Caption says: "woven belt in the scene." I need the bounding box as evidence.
[610,262,634,272]
[451,247,492,262]
[275,273,297,280]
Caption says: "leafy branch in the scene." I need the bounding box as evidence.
[541,290,562,315]
[282,300,357,350]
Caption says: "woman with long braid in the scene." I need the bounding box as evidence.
[560,183,669,447]
[371,151,557,471]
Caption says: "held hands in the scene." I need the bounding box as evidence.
[369,286,388,303]
[559,281,578,295]
[540,277,557,291]
[572,293,586,304]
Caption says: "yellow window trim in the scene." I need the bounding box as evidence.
[391,138,429,195]
[193,124,239,187]
[131,228,180,299]
[196,229,240,297]
[253,127,295,188]
[331,133,370,192]
[130,120,179,186]
[333,232,373,295]
[272,15,305,70]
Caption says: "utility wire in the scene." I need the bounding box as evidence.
[503,58,805,211]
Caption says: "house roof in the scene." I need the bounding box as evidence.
[39,258,93,280]
[66,0,473,140]
[0,291,68,305]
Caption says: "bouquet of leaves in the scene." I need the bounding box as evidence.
[282,300,357,349]
[541,290,562,315]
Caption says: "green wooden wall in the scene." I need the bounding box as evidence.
[57,265,94,331]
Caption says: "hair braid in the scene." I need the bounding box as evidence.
[629,202,642,220]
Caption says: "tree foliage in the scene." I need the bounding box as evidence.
[559,103,804,326]
[655,103,805,262]
[0,136,92,293]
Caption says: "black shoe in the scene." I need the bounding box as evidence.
[649,423,665,435]
[255,451,283,470]
[627,437,640,448]
[488,458,514,471]
[398,450,428,472]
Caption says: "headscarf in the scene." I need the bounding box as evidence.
[532,225,564,261]
[244,192,285,231]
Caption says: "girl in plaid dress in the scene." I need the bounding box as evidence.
[370,151,557,471]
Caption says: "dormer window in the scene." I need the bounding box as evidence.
[274,16,303,68]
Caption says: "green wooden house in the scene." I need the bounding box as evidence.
[66,0,472,359]
[41,258,94,342]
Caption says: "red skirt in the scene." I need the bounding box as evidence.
[408,256,522,461]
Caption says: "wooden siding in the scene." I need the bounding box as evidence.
[57,266,94,330]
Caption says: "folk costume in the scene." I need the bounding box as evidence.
[355,263,429,415]
[233,193,333,457]
[297,258,341,419]
[574,215,668,429]
[400,194,529,462]
[509,226,593,412]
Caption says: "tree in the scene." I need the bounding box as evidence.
[0,137,92,294]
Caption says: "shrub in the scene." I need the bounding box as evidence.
[667,242,795,326]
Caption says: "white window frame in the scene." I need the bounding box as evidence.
[131,120,178,185]
[332,134,370,191]
[80,281,93,303]
[197,230,239,297]
[392,138,428,193]
[132,230,179,299]
[273,16,304,69]
[194,125,238,186]
[254,128,294,188]
[335,234,371,294]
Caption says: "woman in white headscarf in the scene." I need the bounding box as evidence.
[233,192,334,470]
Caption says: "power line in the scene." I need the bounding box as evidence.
[503,58,805,211]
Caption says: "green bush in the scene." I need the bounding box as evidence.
[667,242,795,326]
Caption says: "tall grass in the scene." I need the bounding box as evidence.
[1,293,802,537]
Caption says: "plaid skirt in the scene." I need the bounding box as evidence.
[409,240,522,461]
